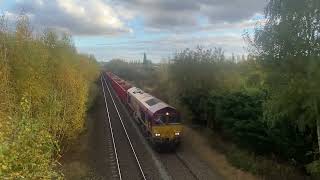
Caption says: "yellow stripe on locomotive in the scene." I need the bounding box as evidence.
[148,112,182,146]
[151,124,183,145]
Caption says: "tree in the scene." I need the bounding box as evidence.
[168,47,243,127]
[253,0,320,160]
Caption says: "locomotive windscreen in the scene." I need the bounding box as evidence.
[154,114,180,125]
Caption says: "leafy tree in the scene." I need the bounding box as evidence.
[253,0,320,174]
[169,47,244,127]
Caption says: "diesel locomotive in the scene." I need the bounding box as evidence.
[105,72,182,148]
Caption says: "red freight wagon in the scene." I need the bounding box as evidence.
[105,72,132,102]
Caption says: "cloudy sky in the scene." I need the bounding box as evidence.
[0,0,267,62]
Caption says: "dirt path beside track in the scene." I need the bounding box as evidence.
[182,127,259,180]
[60,84,112,180]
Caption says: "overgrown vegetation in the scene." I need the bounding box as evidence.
[105,0,320,179]
[0,15,99,178]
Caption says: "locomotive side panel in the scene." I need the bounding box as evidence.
[127,87,152,132]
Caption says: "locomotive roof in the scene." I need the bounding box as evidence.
[127,87,175,114]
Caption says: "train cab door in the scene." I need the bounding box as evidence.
[145,113,152,137]
[146,114,152,131]
[139,109,145,124]
[140,110,149,136]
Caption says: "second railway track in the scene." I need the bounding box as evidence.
[158,152,199,180]
[100,75,147,180]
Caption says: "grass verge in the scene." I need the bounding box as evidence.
[205,128,308,180]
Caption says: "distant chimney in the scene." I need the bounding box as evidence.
[143,52,147,64]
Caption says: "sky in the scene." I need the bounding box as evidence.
[0,0,267,62]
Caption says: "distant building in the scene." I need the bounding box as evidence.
[143,53,147,64]
[142,53,152,64]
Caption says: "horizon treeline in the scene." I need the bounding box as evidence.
[0,15,99,178]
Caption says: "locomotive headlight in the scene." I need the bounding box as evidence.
[175,132,180,136]
[155,133,161,137]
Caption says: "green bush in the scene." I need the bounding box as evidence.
[211,90,313,164]
[210,91,271,152]
[227,147,305,179]
[226,148,258,173]
[306,160,320,179]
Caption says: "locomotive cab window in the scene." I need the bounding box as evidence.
[153,114,180,125]
[168,114,180,123]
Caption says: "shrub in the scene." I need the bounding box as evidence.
[211,90,313,164]
[306,160,320,179]
[226,148,258,173]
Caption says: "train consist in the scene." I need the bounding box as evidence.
[105,72,182,148]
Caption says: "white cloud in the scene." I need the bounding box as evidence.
[200,15,267,32]
[8,0,266,34]
[5,0,267,61]
[161,33,247,55]
[12,0,131,35]
[82,32,248,62]
[115,0,267,31]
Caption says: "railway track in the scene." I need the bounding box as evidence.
[101,74,199,180]
[175,153,199,180]
[100,76,147,180]
[158,152,199,180]
[100,73,220,180]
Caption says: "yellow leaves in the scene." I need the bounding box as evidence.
[0,15,99,178]
[51,63,88,142]
[1,165,7,170]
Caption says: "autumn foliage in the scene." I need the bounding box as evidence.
[0,15,99,178]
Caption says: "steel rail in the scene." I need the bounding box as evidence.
[100,76,122,180]
[175,153,199,180]
[102,75,147,180]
